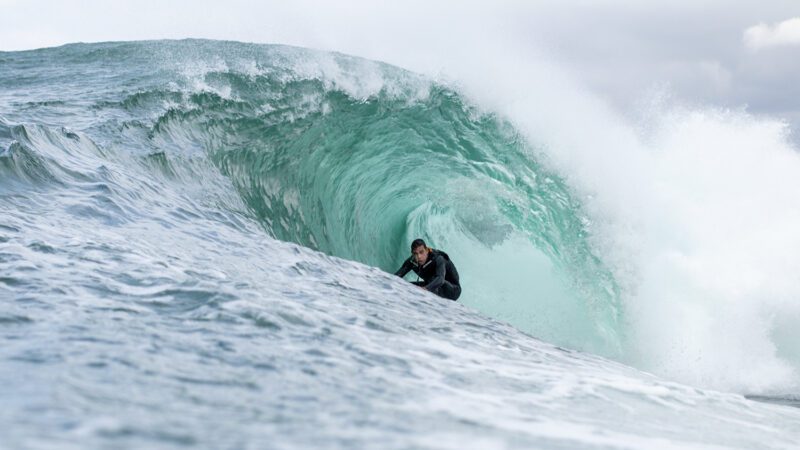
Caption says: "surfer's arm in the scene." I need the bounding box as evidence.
[394,258,413,277]
[424,255,447,292]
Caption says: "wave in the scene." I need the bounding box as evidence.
[2,39,799,394]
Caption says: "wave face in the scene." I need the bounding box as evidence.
[6,40,622,353]
[1,40,800,448]
[164,59,622,357]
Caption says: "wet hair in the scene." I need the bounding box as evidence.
[410,238,427,251]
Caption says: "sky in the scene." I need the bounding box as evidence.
[1,0,799,141]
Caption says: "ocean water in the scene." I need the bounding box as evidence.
[1,39,799,449]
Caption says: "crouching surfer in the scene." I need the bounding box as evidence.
[394,238,461,301]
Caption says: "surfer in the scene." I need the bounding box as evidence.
[394,238,461,301]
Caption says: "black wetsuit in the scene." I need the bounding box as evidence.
[394,249,461,301]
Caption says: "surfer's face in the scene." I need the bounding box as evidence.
[412,246,429,265]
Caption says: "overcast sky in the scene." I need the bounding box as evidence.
[1,0,799,141]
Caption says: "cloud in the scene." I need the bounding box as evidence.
[744,17,800,50]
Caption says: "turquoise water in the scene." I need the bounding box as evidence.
[1,40,799,449]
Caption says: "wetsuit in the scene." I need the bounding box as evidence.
[394,249,461,301]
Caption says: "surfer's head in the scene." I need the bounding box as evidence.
[411,238,431,265]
